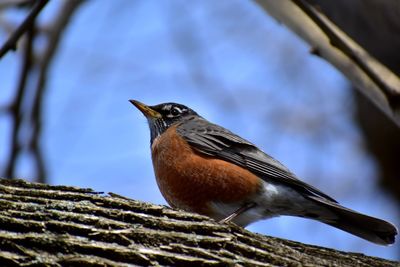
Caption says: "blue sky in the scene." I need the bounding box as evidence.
[1,0,398,260]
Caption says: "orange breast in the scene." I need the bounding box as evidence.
[151,125,262,215]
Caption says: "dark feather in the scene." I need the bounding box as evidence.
[176,116,337,203]
[307,196,397,245]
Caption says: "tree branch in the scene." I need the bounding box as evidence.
[0,178,397,266]
[4,23,34,178]
[0,0,48,58]
[2,0,83,182]
[255,0,400,127]
[29,0,83,183]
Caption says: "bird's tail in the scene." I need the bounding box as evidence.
[307,196,398,245]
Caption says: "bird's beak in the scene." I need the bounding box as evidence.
[129,100,162,119]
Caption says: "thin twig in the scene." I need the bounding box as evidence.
[4,23,34,178]
[3,0,83,182]
[0,0,49,58]
[29,0,83,183]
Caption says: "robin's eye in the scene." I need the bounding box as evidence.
[170,107,181,116]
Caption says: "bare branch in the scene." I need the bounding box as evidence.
[4,23,34,178]
[0,0,49,58]
[2,0,83,182]
[255,0,400,127]
[29,0,83,183]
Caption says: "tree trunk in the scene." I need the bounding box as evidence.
[0,178,397,266]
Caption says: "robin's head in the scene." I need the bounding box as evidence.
[130,100,198,143]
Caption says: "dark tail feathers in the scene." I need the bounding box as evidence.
[308,196,398,245]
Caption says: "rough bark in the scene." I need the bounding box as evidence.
[0,179,397,267]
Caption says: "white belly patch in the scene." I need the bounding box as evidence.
[209,181,315,227]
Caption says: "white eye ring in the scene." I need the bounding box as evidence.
[171,107,181,116]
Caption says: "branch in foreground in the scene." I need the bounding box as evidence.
[0,179,397,266]
[255,0,400,127]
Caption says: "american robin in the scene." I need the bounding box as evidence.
[130,100,397,245]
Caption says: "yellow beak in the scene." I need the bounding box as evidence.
[129,100,162,119]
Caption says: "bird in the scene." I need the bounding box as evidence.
[130,99,397,245]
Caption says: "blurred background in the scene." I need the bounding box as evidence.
[0,0,399,260]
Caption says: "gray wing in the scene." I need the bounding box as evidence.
[177,116,337,203]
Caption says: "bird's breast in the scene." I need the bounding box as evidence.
[151,125,262,216]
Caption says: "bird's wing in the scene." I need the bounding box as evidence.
[177,117,337,203]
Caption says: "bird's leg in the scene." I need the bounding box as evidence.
[219,202,256,224]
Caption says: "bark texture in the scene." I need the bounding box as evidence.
[0,178,397,267]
